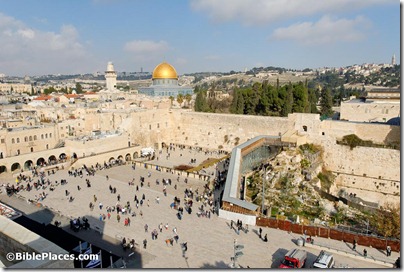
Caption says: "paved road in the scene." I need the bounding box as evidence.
[0,147,398,268]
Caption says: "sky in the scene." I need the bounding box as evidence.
[0,0,400,76]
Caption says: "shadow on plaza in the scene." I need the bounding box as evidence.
[12,208,142,268]
[200,260,231,269]
[270,248,288,268]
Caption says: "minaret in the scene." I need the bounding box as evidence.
[105,62,117,91]
[391,54,396,65]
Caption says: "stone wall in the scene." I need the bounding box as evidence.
[64,134,129,157]
[170,112,293,151]
[320,120,399,144]
[0,216,73,268]
[340,101,400,122]
[323,144,399,181]
[322,143,400,206]
[69,146,142,169]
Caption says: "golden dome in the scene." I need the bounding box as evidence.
[152,62,178,79]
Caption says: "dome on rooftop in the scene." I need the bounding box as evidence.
[152,62,178,79]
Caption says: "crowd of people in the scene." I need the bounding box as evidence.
[2,143,233,261]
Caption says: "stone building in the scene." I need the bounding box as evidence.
[340,87,400,123]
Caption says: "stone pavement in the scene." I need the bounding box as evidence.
[0,148,398,269]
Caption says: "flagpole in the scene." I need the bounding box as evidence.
[110,251,113,268]
[100,250,103,269]
[79,241,83,268]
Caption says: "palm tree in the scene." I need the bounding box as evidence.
[177,94,184,108]
[169,96,174,106]
[185,94,192,107]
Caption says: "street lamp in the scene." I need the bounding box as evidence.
[261,164,270,217]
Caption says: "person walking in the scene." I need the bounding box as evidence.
[143,239,147,249]
[387,246,392,257]
[117,214,121,223]
[353,239,357,251]
[363,249,367,257]
[259,227,262,239]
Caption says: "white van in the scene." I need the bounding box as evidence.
[312,250,335,268]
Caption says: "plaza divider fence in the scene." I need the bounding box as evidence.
[256,217,400,252]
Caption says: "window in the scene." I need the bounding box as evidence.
[157,123,160,128]
[29,136,32,141]
[31,147,34,152]
[303,126,308,132]
[0,139,4,143]
[17,138,20,143]
[322,132,325,136]
[46,144,49,149]
[41,134,44,139]
[34,135,37,140]
[45,133,48,139]
[49,133,52,138]
[149,125,151,130]
[24,136,28,142]
[12,138,15,144]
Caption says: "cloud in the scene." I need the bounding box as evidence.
[0,12,94,76]
[190,0,395,25]
[124,40,169,54]
[271,15,371,45]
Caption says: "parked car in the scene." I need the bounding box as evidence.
[279,248,307,268]
[312,250,335,268]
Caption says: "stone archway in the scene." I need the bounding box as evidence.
[162,142,167,148]
[11,162,21,172]
[133,152,139,159]
[48,155,57,164]
[118,155,123,161]
[109,157,115,162]
[125,153,131,161]
[59,153,67,160]
[24,160,33,170]
[37,157,45,166]
[0,165,6,174]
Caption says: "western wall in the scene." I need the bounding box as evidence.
[123,109,399,206]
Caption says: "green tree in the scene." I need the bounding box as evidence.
[176,94,184,107]
[185,93,192,107]
[169,96,174,106]
[281,84,293,117]
[371,202,400,239]
[75,82,83,94]
[319,88,333,117]
[194,90,209,112]
[230,90,239,114]
[292,82,309,113]
[308,88,319,113]
[43,86,56,95]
